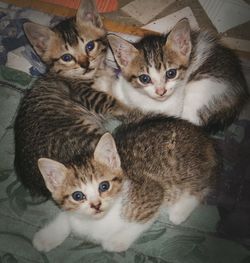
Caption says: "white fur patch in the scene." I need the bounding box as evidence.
[168,192,199,225]
[68,194,153,252]
[182,78,227,125]
[33,213,70,252]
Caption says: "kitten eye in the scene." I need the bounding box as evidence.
[99,181,110,192]
[138,74,151,84]
[166,69,177,79]
[72,191,86,201]
[61,53,73,62]
[86,41,95,52]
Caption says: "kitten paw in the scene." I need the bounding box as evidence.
[102,241,130,252]
[168,194,199,225]
[169,210,188,225]
[33,229,63,252]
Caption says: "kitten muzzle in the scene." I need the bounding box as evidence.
[156,87,167,96]
[80,60,90,69]
[90,201,101,211]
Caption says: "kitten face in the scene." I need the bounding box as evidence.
[125,50,185,101]
[108,19,192,101]
[38,133,123,219]
[23,0,107,79]
[58,163,123,219]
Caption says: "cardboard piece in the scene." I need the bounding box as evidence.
[121,0,175,24]
[198,0,250,33]
[143,6,199,33]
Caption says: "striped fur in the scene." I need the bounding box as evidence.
[14,74,127,197]
[15,0,128,198]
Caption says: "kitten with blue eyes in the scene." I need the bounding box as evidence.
[103,19,249,133]
[33,114,220,253]
[33,132,158,253]
[23,0,107,80]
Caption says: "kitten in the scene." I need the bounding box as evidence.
[102,19,249,133]
[23,0,106,80]
[33,115,220,252]
[14,0,128,198]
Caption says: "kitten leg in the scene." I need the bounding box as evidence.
[168,192,199,225]
[33,212,70,252]
[102,221,153,252]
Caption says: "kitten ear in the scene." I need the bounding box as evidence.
[166,19,192,59]
[107,34,139,69]
[38,158,68,193]
[94,133,121,170]
[76,0,102,28]
[23,22,55,57]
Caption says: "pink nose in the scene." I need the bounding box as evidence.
[90,202,101,210]
[156,87,166,96]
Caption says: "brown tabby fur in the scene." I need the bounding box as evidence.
[14,0,129,198]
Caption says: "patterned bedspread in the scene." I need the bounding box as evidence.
[0,2,250,263]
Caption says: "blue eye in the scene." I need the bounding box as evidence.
[86,41,95,52]
[61,53,73,62]
[166,69,177,79]
[138,74,151,84]
[99,181,110,192]
[72,191,86,201]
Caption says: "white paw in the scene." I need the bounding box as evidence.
[102,241,130,252]
[33,229,62,252]
[169,208,189,225]
[168,193,199,225]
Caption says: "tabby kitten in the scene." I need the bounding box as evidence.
[14,0,127,198]
[33,115,220,252]
[23,0,107,80]
[103,19,249,133]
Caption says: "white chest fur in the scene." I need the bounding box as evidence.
[33,190,154,252]
[182,78,227,125]
[69,196,124,242]
[68,194,153,252]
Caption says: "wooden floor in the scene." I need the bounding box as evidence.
[0,0,159,36]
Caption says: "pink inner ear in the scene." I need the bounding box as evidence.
[174,33,190,56]
[47,171,58,188]
[86,12,94,21]
[109,155,118,168]
[116,47,129,67]
[36,41,47,52]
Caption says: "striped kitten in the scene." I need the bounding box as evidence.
[33,114,220,252]
[14,0,128,198]
[105,19,249,133]
[23,0,107,80]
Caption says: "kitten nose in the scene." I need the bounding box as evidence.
[80,59,90,69]
[90,201,101,210]
[156,87,166,96]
